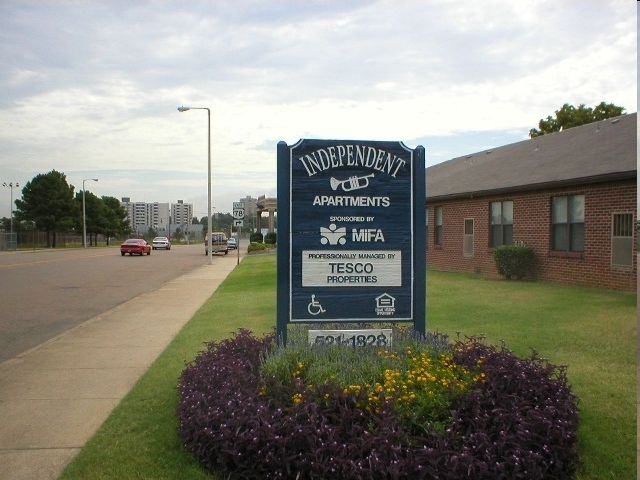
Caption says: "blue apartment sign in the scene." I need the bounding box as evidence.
[277,139,426,344]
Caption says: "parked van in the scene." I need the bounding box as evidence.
[204,232,229,255]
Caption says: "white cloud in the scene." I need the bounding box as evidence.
[0,0,636,218]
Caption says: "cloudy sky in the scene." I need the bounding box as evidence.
[0,1,636,220]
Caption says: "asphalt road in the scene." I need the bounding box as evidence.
[0,243,237,363]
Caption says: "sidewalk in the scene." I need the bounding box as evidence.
[0,253,242,480]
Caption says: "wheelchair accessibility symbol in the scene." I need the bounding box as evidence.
[307,295,326,315]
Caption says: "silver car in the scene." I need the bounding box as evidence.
[152,236,171,250]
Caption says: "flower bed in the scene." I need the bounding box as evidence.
[177,328,579,479]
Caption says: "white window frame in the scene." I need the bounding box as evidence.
[435,206,443,246]
[463,218,474,257]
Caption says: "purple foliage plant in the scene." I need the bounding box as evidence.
[177,329,579,479]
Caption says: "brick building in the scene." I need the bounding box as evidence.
[426,113,637,292]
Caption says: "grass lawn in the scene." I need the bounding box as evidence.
[59,255,637,480]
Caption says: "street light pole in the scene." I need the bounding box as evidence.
[82,178,98,248]
[2,182,19,234]
[178,106,212,265]
[28,220,35,251]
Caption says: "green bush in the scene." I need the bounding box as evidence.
[264,232,277,244]
[493,244,535,280]
[250,232,263,243]
[248,242,276,253]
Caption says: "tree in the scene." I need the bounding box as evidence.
[101,196,130,243]
[212,212,233,233]
[529,102,625,137]
[200,213,233,234]
[74,190,104,246]
[14,170,77,247]
[70,193,130,246]
[146,227,158,240]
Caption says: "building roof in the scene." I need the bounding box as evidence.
[426,112,637,200]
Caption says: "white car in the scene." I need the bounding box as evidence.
[152,236,171,250]
[227,237,237,249]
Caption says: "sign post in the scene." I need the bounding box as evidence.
[277,139,426,346]
[232,202,244,264]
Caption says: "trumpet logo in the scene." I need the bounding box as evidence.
[330,173,374,192]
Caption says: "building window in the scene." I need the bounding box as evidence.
[435,206,443,245]
[490,201,513,247]
[552,195,584,252]
[463,218,474,257]
[611,213,634,267]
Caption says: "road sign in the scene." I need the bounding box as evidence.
[233,209,245,219]
[232,202,244,210]
[233,219,244,227]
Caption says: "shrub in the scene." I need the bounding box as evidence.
[493,244,535,279]
[250,232,263,243]
[247,242,265,253]
[177,329,579,479]
[264,232,277,244]
[260,331,479,435]
[247,242,277,253]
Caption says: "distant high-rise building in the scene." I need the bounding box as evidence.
[240,195,258,231]
[121,198,193,232]
[172,200,193,226]
[146,202,170,228]
[121,199,149,229]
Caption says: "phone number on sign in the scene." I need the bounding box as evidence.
[308,329,392,348]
